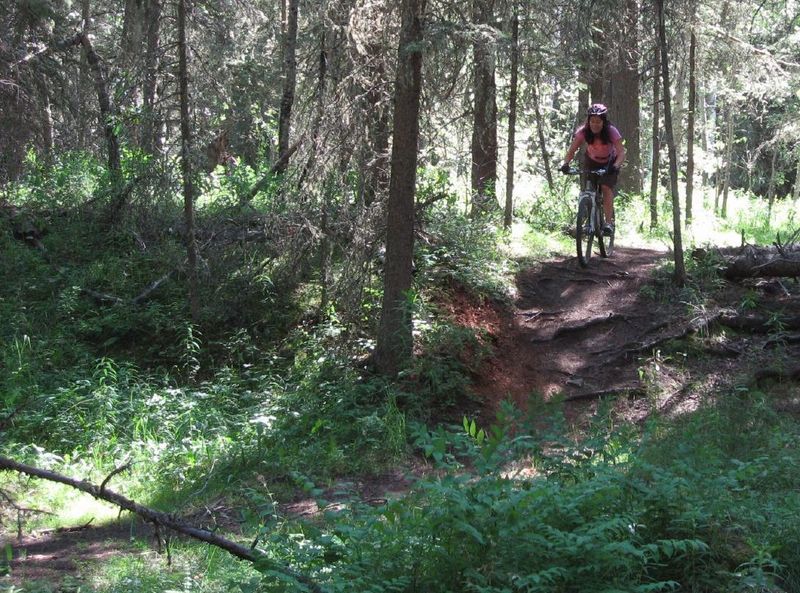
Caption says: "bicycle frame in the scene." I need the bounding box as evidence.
[567,168,613,267]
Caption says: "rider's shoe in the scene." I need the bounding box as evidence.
[603,222,615,236]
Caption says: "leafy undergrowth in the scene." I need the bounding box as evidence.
[4,181,800,592]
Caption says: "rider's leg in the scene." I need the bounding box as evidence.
[601,184,615,224]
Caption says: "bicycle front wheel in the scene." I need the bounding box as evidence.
[576,196,593,268]
[596,200,608,258]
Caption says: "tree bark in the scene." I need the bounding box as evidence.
[375,0,426,376]
[504,11,519,229]
[610,0,642,194]
[470,0,498,216]
[276,0,299,174]
[178,0,200,321]
[656,0,686,286]
[685,28,697,225]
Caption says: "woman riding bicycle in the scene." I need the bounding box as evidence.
[559,103,625,236]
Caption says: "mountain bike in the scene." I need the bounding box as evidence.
[565,167,615,268]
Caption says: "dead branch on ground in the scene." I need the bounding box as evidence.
[0,456,326,593]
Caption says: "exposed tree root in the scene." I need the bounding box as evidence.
[530,312,627,342]
[564,384,644,402]
[600,310,724,364]
[752,365,800,384]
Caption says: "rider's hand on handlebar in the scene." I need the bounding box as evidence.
[559,163,571,175]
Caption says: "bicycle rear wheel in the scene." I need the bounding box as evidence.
[576,196,593,268]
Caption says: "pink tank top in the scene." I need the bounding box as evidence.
[575,125,622,163]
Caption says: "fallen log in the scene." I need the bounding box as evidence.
[696,242,800,279]
[718,311,800,333]
[0,456,326,593]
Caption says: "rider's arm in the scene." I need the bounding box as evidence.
[561,134,583,167]
[613,137,626,169]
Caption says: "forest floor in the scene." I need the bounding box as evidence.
[5,245,800,589]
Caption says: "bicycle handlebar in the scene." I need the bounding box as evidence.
[563,167,608,176]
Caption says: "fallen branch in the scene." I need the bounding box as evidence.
[80,270,174,307]
[0,456,326,593]
[242,140,302,204]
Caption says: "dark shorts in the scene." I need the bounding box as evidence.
[584,155,618,189]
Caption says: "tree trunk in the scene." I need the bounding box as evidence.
[75,33,121,176]
[298,25,328,189]
[656,0,686,286]
[649,44,661,229]
[794,153,800,204]
[722,102,734,219]
[78,0,91,150]
[470,0,498,216]
[701,91,714,189]
[142,0,162,155]
[375,0,426,376]
[685,28,697,225]
[39,77,54,158]
[767,147,777,218]
[610,0,642,194]
[504,11,519,229]
[178,0,200,321]
[531,73,553,192]
[362,44,391,207]
[276,0,299,175]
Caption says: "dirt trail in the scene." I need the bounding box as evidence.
[469,246,681,418]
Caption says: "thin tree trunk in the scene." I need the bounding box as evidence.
[794,153,800,204]
[504,11,519,229]
[531,73,553,192]
[375,0,426,376]
[142,0,162,155]
[767,147,777,218]
[78,0,90,150]
[470,0,498,216]
[298,24,328,189]
[40,78,54,158]
[650,44,661,229]
[722,103,734,219]
[656,0,685,286]
[276,0,299,174]
[74,33,121,176]
[575,62,590,128]
[178,0,199,321]
[685,28,696,225]
[362,45,391,207]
